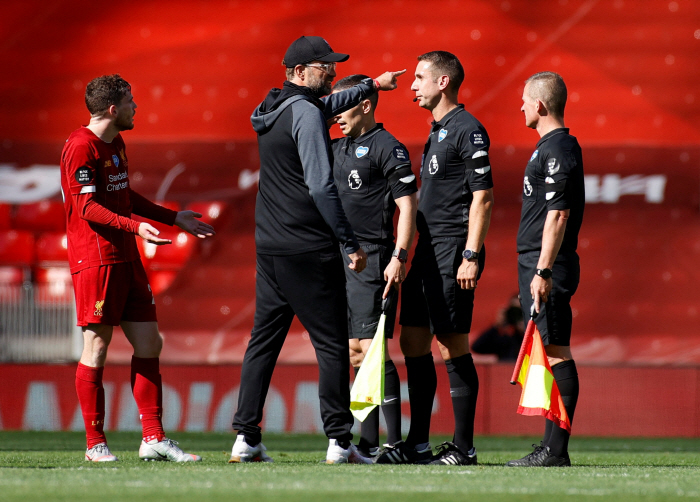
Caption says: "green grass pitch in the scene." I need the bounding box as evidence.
[1,432,699,501]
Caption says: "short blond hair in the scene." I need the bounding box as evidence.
[525,72,567,118]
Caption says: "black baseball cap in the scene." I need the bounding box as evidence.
[283,36,349,67]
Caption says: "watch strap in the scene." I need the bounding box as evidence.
[462,249,479,261]
[392,248,408,263]
[536,268,553,279]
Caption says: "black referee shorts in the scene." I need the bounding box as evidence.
[518,250,580,346]
[342,243,396,339]
[400,237,485,335]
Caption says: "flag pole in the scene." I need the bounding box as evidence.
[509,303,538,385]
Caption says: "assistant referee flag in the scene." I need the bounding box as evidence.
[511,319,571,433]
[349,314,386,422]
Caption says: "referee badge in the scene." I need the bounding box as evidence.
[429,154,439,175]
[547,158,560,175]
[469,130,488,146]
[530,149,539,162]
[392,146,407,160]
[348,169,362,189]
[355,146,369,158]
[438,129,448,142]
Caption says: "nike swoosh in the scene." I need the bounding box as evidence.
[382,397,398,404]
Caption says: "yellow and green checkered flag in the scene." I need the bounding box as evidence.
[350,291,395,422]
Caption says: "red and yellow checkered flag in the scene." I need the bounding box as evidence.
[510,318,571,433]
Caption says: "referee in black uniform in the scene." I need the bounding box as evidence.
[376,51,494,466]
[330,74,418,458]
[506,72,584,467]
[229,36,405,464]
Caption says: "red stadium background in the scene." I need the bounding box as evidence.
[1,0,699,435]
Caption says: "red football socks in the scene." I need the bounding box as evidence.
[75,363,107,449]
[131,356,165,442]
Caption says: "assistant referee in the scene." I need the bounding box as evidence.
[506,71,585,467]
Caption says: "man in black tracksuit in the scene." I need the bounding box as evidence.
[506,71,585,467]
[229,36,405,465]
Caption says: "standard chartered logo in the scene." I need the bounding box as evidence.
[107,171,129,191]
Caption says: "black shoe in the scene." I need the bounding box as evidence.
[357,446,381,459]
[427,442,477,466]
[505,442,571,467]
[374,440,432,464]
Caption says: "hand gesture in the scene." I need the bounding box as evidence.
[174,210,216,239]
[138,222,172,245]
[383,258,405,298]
[374,70,407,91]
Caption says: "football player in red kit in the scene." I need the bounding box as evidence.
[60,74,215,462]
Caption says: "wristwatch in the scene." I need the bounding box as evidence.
[536,268,553,279]
[392,248,408,263]
[462,249,479,261]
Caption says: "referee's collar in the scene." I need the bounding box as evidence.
[350,123,384,144]
[431,104,464,129]
[537,127,569,147]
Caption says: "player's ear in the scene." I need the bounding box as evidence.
[107,104,118,119]
[294,64,306,80]
[437,74,450,91]
[361,99,372,114]
[535,99,547,116]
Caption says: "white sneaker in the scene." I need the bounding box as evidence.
[85,443,118,462]
[139,437,202,462]
[228,434,273,463]
[325,439,373,464]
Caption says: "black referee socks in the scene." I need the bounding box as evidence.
[382,360,402,446]
[405,353,437,448]
[546,359,579,457]
[445,353,479,453]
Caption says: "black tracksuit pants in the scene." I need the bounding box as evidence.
[232,248,353,444]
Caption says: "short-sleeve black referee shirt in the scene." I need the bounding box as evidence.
[517,128,585,254]
[331,124,417,244]
[417,104,493,239]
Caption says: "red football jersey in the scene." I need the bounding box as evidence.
[60,127,141,273]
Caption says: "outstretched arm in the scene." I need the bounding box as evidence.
[75,193,172,245]
[174,211,216,239]
[321,70,407,119]
[292,101,366,272]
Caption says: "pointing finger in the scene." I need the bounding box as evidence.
[383,281,392,299]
